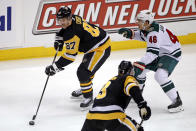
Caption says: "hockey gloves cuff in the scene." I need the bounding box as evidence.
[45,63,64,76]
[118,28,134,39]
[137,126,144,131]
[54,40,64,51]
[138,101,151,121]
[133,61,146,77]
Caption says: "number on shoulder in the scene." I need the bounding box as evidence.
[82,20,100,37]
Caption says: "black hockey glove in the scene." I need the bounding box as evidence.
[45,63,64,76]
[133,61,146,77]
[138,101,151,121]
[54,40,64,51]
[118,28,134,39]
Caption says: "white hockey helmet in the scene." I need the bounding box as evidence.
[136,10,154,24]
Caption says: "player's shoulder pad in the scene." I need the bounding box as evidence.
[72,15,82,25]
[124,75,139,86]
[64,30,75,41]
[56,28,73,41]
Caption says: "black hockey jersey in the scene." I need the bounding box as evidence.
[55,15,110,67]
[56,15,109,57]
[86,75,144,120]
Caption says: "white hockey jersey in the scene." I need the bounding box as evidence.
[133,22,181,65]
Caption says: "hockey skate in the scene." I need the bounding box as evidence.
[80,97,93,111]
[168,93,184,113]
[71,89,83,99]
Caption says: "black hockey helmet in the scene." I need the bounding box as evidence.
[118,60,133,76]
[56,6,71,19]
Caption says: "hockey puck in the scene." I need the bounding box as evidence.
[29,120,35,126]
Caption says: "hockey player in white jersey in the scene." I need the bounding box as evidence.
[118,10,184,113]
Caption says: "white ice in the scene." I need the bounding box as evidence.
[0,44,196,131]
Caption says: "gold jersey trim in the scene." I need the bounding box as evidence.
[86,112,126,120]
[62,53,75,61]
[89,38,111,53]
[118,117,137,131]
[124,76,139,96]
[64,35,80,55]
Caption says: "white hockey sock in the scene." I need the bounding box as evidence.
[166,88,178,102]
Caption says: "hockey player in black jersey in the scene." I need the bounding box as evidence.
[45,7,111,109]
[81,61,151,131]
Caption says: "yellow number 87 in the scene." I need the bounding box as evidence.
[83,21,100,37]
[96,81,111,99]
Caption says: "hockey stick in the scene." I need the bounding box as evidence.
[136,119,144,129]
[139,119,143,126]
[29,50,59,126]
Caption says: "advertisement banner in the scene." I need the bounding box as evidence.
[0,0,16,48]
[32,0,196,35]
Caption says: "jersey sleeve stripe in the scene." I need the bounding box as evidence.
[62,53,76,61]
[173,51,181,58]
[147,47,159,50]
[133,62,145,70]
[86,34,109,53]
[147,49,159,55]
[147,47,159,55]
[124,83,137,96]
[170,48,180,55]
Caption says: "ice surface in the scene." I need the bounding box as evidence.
[0,44,196,131]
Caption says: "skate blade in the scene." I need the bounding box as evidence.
[80,106,91,111]
[70,95,84,100]
[168,106,184,113]
[80,102,93,111]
